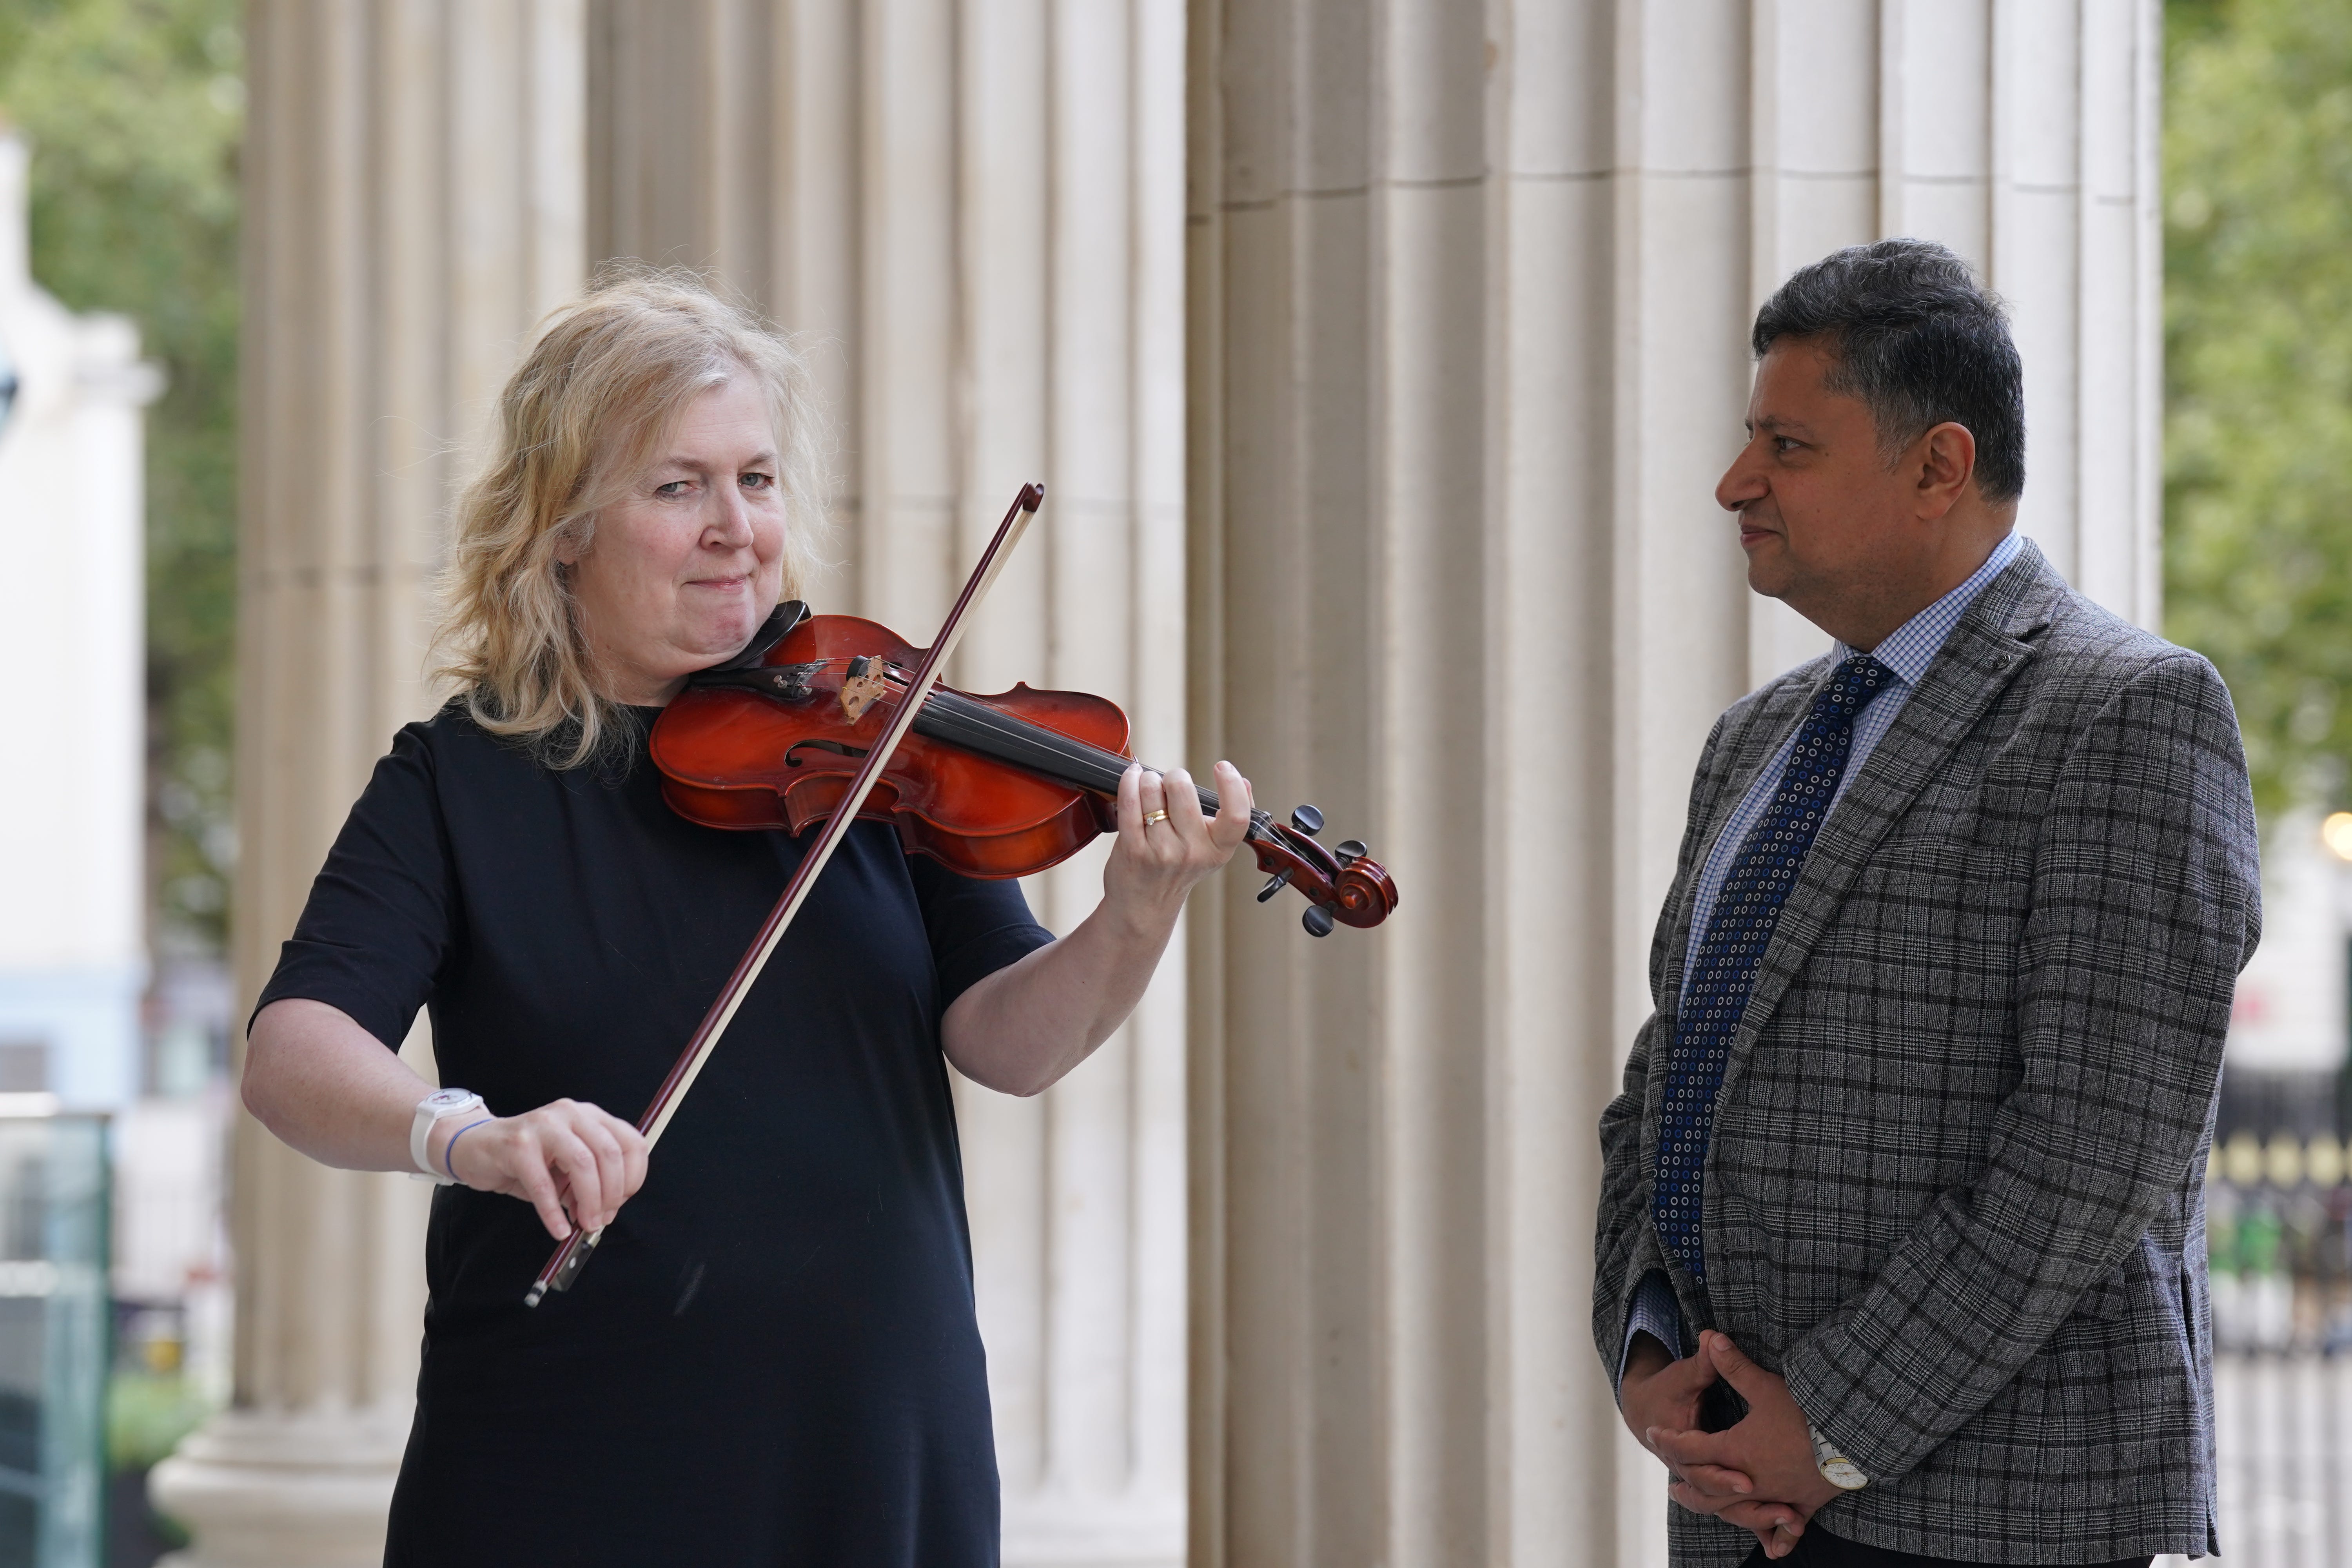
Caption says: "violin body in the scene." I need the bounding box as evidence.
[654,614,1127,879]
[650,606,1397,934]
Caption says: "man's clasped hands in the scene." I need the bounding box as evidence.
[1619,1329,1844,1561]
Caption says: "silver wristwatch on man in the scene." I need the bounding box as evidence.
[409,1087,486,1185]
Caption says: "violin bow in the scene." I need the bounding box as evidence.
[526,481,1046,1307]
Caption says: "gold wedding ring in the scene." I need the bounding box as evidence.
[1142,809,1170,826]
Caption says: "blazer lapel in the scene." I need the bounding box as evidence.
[1713,543,2064,1092]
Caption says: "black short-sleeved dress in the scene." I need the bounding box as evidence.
[254,702,1053,1566]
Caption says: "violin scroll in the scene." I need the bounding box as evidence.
[1244,802,1399,937]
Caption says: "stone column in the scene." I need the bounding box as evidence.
[588,2,1189,1561]
[151,4,585,1563]
[1182,2,2163,1565]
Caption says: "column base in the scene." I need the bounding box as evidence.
[149,1406,410,1568]
[1002,1492,1184,1568]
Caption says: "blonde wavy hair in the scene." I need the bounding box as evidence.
[433,268,829,767]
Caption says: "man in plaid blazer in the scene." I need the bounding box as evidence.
[1594,240,2260,1567]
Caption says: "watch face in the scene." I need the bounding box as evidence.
[1821,1457,1868,1491]
[423,1089,473,1110]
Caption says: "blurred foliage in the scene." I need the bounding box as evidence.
[2165,0,2352,822]
[0,0,239,951]
[105,1368,212,1475]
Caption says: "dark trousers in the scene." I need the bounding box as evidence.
[1738,1526,2152,1568]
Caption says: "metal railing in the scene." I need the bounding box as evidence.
[2208,1129,2352,1568]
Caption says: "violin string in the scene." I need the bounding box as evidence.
[912,685,1233,818]
[935,693,1267,829]
[920,701,1143,801]
[795,655,1155,793]
[765,654,1259,827]
[919,691,1131,789]
[946,674,1332,867]
[924,690,1166,791]
[927,694,1250,826]
[761,657,1098,780]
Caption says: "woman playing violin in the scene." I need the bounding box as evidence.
[239,271,1254,1566]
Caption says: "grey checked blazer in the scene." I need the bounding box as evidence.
[1593,542,2260,1565]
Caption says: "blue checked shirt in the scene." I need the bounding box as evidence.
[1617,531,2024,1388]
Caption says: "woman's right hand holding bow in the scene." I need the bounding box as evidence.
[245,997,649,1240]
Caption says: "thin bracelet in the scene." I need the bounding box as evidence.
[441,1118,495,1182]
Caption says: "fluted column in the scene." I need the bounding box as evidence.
[1182,2,2163,1565]
[152,5,585,1563]
[590,3,1189,1561]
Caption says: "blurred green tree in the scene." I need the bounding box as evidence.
[2166,0,2352,822]
[0,0,240,951]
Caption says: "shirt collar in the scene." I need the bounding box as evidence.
[1833,530,2024,687]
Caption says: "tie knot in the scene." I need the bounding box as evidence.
[1814,655,1892,721]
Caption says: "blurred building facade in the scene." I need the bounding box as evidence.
[154,4,2168,1566]
[0,130,159,1114]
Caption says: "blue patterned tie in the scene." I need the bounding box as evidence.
[1654,655,1891,1286]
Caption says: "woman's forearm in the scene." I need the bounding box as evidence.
[246,997,651,1238]
[941,760,1252,1097]
[940,897,1178,1096]
[243,998,441,1172]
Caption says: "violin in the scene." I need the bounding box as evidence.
[653,604,1398,936]
[526,484,1393,1307]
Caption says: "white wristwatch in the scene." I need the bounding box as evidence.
[1808,1421,1869,1491]
[409,1088,486,1185]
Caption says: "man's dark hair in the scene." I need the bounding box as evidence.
[1751,238,2025,504]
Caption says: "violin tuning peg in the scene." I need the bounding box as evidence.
[1289,804,1325,837]
[1301,904,1336,938]
[1334,838,1368,866]
[1257,871,1291,904]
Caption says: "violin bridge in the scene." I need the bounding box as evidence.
[839,656,893,722]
